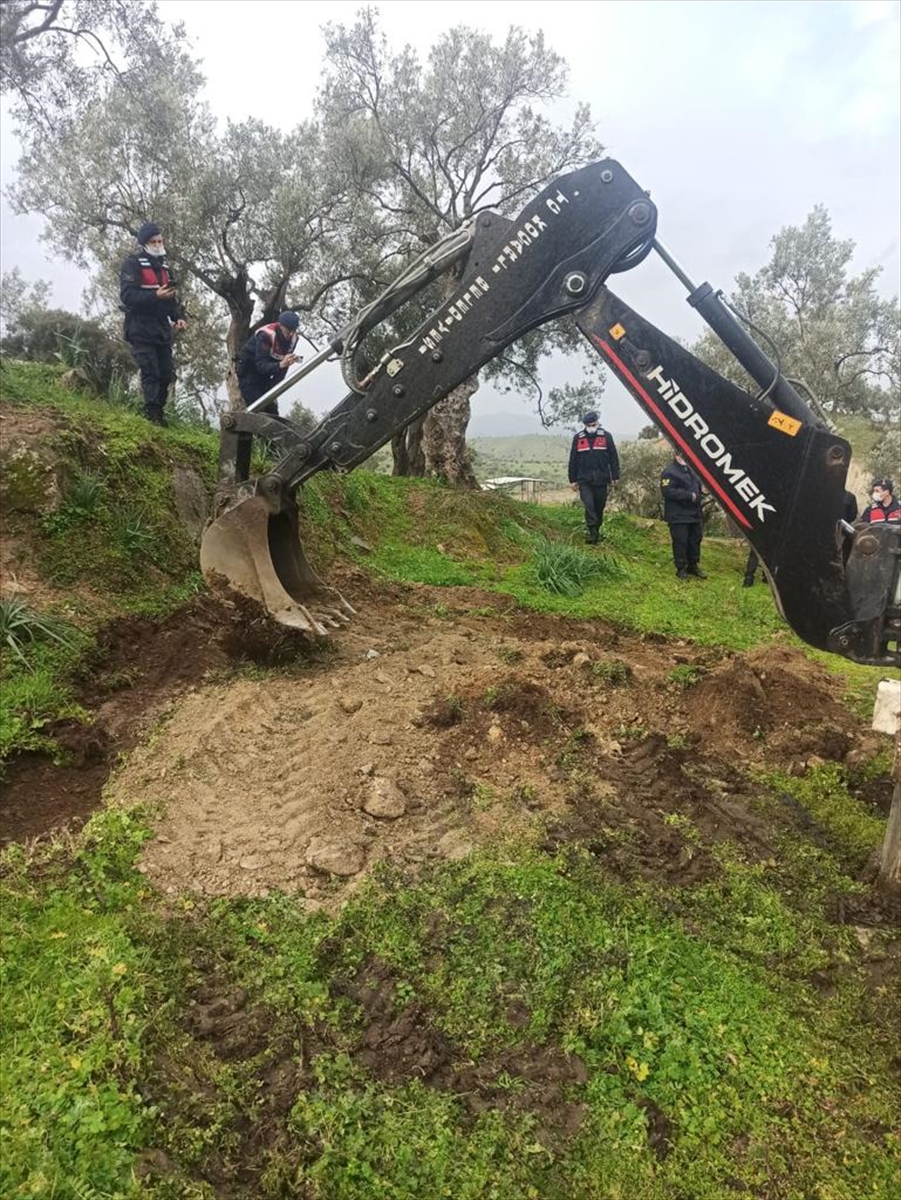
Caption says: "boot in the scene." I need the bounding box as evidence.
[742,575,755,588]
[687,566,707,579]
[584,526,599,545]
[677,568,688,580]
[143,404,167,427]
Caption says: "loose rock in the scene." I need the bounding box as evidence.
[364,777,407,819]
[305,838,366,877]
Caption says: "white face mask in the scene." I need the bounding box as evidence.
[585,424,598,433]
[872,491,883,503]
[144,244,165,257]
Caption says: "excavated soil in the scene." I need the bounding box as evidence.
[2,570,885,899]
[54,571,869,907]
[0,594,316,845]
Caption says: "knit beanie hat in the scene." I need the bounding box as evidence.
[136,222,162,245]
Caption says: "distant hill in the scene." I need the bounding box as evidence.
[470,433,573,485]
[470,431,634,486]
[467,409,550,437]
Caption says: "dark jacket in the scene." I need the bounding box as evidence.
[568,427,619,485]
[860,496,901,524]
[660,459,703,524]
[237,323,298,387]
[119,252,184,344]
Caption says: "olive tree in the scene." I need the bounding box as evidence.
[316,9,603,483]
[692,206,900,422]
[8,37,359,409]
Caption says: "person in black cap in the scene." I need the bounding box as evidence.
[236,312,303,416]
[119,222,187,426]
[568,410,620,543]
[860,478,901,525]
[660,447,706,580]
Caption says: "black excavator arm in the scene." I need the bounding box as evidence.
[202,160,900,667]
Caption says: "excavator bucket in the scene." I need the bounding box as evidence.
[200,493,355,636]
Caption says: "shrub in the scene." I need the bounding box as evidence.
[531,539,623,596]
[0,597,76,670]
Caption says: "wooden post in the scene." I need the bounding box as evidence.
[876,735,901,897]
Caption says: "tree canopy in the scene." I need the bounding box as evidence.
[692,206,899,422]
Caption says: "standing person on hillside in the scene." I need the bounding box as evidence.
[660,449,706,581]
[236,312,303,416]
[568,411,619,544]
[119,222,187,426]
[860,478,901,525]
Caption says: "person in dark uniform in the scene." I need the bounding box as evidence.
[660,449,706,580]
[236,312,302,415]
[119,222,187,426]
[568,410,619,544]
[860,478,900,525]
[742,490,859,585]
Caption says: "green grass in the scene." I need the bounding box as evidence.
[2,807,897,1199]
[760,762,888,872]
[0,363,216,761]
[530,538,625,596]
[0,639,89,762]
[0,810,166,1198]
[0,595,78,669]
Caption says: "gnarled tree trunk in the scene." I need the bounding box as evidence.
[217,267,255,411]
[422,376,480,487]
[392,418,426,476]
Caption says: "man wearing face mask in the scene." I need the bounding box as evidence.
[860,478,901,525]
[119,222,187,426]
[660,447,706,581]
[568,410,620,544]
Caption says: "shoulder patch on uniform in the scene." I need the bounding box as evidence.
[661,478,670,486]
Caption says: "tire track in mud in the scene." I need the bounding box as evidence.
[110,623,508,900]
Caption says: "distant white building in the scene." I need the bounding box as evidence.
[481,476,553,502]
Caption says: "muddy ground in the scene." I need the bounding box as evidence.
[2,569,891,907]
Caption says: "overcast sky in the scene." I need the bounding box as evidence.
[1,0,899,435]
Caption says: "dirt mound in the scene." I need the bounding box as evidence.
[4,577,880,900]
[98,584,871,904]
[689,644,855,759]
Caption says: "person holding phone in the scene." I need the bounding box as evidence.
[119,222,187,426]
[236,312,303,416]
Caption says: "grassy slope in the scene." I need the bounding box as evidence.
[0,362,217,760]
[1,363,897,1198]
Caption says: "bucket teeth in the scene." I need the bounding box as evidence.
[200,494,353,634]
